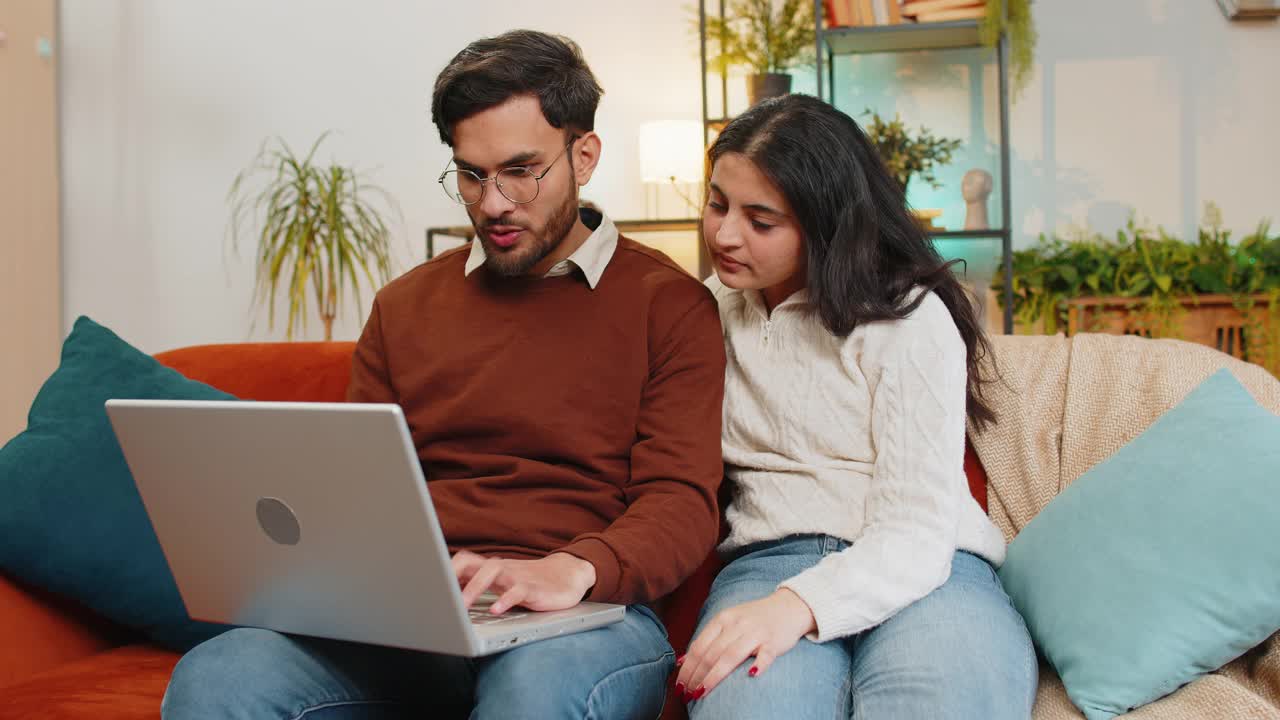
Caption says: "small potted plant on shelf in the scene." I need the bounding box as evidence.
[701,0,815,105]
[861,110,962,194]
[861,110,962,228]
[228,132,398,341]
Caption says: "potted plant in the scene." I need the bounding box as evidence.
[228,132,398,341]
[991,207,1280,374]
[701,0,815,105]
[861,110,963,196]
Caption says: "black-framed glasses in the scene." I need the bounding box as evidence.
[438,137,578,206]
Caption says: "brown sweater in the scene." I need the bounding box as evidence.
[346,236,726,606]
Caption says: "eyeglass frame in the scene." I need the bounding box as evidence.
[437,136,580,206]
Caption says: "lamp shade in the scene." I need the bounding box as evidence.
[638,120,705,184]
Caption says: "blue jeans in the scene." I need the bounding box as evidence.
[689,536,1037,720]
[161,604,673,720]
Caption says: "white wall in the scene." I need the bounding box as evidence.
[1008,0,1279,245]
[59,0,1280,351]
[59,0,704,351]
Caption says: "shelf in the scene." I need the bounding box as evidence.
[928,229,1008,239]
[822,20,984,55]
[615,218,700,233]
[1216,0,1280,20]
[425,218,703,260]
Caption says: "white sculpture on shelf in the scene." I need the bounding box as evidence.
[962,168,993,231]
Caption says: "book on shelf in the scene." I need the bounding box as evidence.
[887,0,904,23]
[901,0,984,17]
[858,0,876,25]
[872,0,890,24]
[827,0,907,27]
[916,5,987,21]
[825,0,853,27]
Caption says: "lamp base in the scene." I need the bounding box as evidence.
[644,178,701,220]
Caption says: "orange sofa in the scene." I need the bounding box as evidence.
[0,341,989,720]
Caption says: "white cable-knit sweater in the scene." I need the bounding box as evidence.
[707,276,1007,642]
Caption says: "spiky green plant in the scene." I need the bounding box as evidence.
[229,133,396,341]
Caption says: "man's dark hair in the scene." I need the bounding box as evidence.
[431,30,603,147]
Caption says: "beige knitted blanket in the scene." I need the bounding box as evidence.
[969,332,1280,719]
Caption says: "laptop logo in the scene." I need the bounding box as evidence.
[256,497,301,545]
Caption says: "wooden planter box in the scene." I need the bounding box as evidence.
[1064,293,1279,372]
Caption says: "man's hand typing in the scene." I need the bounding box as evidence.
[451,550,597,615]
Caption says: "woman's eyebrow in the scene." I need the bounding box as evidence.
[708,182,785,216]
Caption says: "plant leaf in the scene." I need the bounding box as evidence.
[226,132,398,341]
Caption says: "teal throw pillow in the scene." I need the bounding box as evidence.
[0,316,237,651]
[997,368,1280,720]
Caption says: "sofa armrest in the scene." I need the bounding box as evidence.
[0,572,128,689]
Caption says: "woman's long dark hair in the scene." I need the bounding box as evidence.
[710,94,996,429]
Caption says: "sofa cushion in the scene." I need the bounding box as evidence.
[963,439,987,512]
[0,317,236,653]
[154,342,355,402]
[0,573,131,689]
[997,368,1280,720]
[0,644,177,720]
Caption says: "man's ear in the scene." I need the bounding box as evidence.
[572,132,602,187]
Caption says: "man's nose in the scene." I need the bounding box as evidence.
[479,180,516,219]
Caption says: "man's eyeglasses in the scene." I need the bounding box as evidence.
[438,137,578,206]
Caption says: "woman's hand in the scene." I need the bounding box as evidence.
[675,588,817,702]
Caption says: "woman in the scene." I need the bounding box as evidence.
[675,94,1036,719]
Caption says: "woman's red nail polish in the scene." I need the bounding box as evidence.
[676,654,686,666]
[694,686,707,700]
[749,666,759,677]
[676,682,686,695]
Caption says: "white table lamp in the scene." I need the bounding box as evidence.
[638,120,704,218]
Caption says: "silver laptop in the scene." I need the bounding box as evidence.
[104,399,624,657]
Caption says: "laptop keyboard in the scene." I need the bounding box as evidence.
[468,598,531,626]
[468,608,530,625]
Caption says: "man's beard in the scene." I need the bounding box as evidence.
[475,190,580,278]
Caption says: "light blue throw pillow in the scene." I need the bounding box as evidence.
[997,368,1280,720]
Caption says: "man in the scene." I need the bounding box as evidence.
[161,30,725,720]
